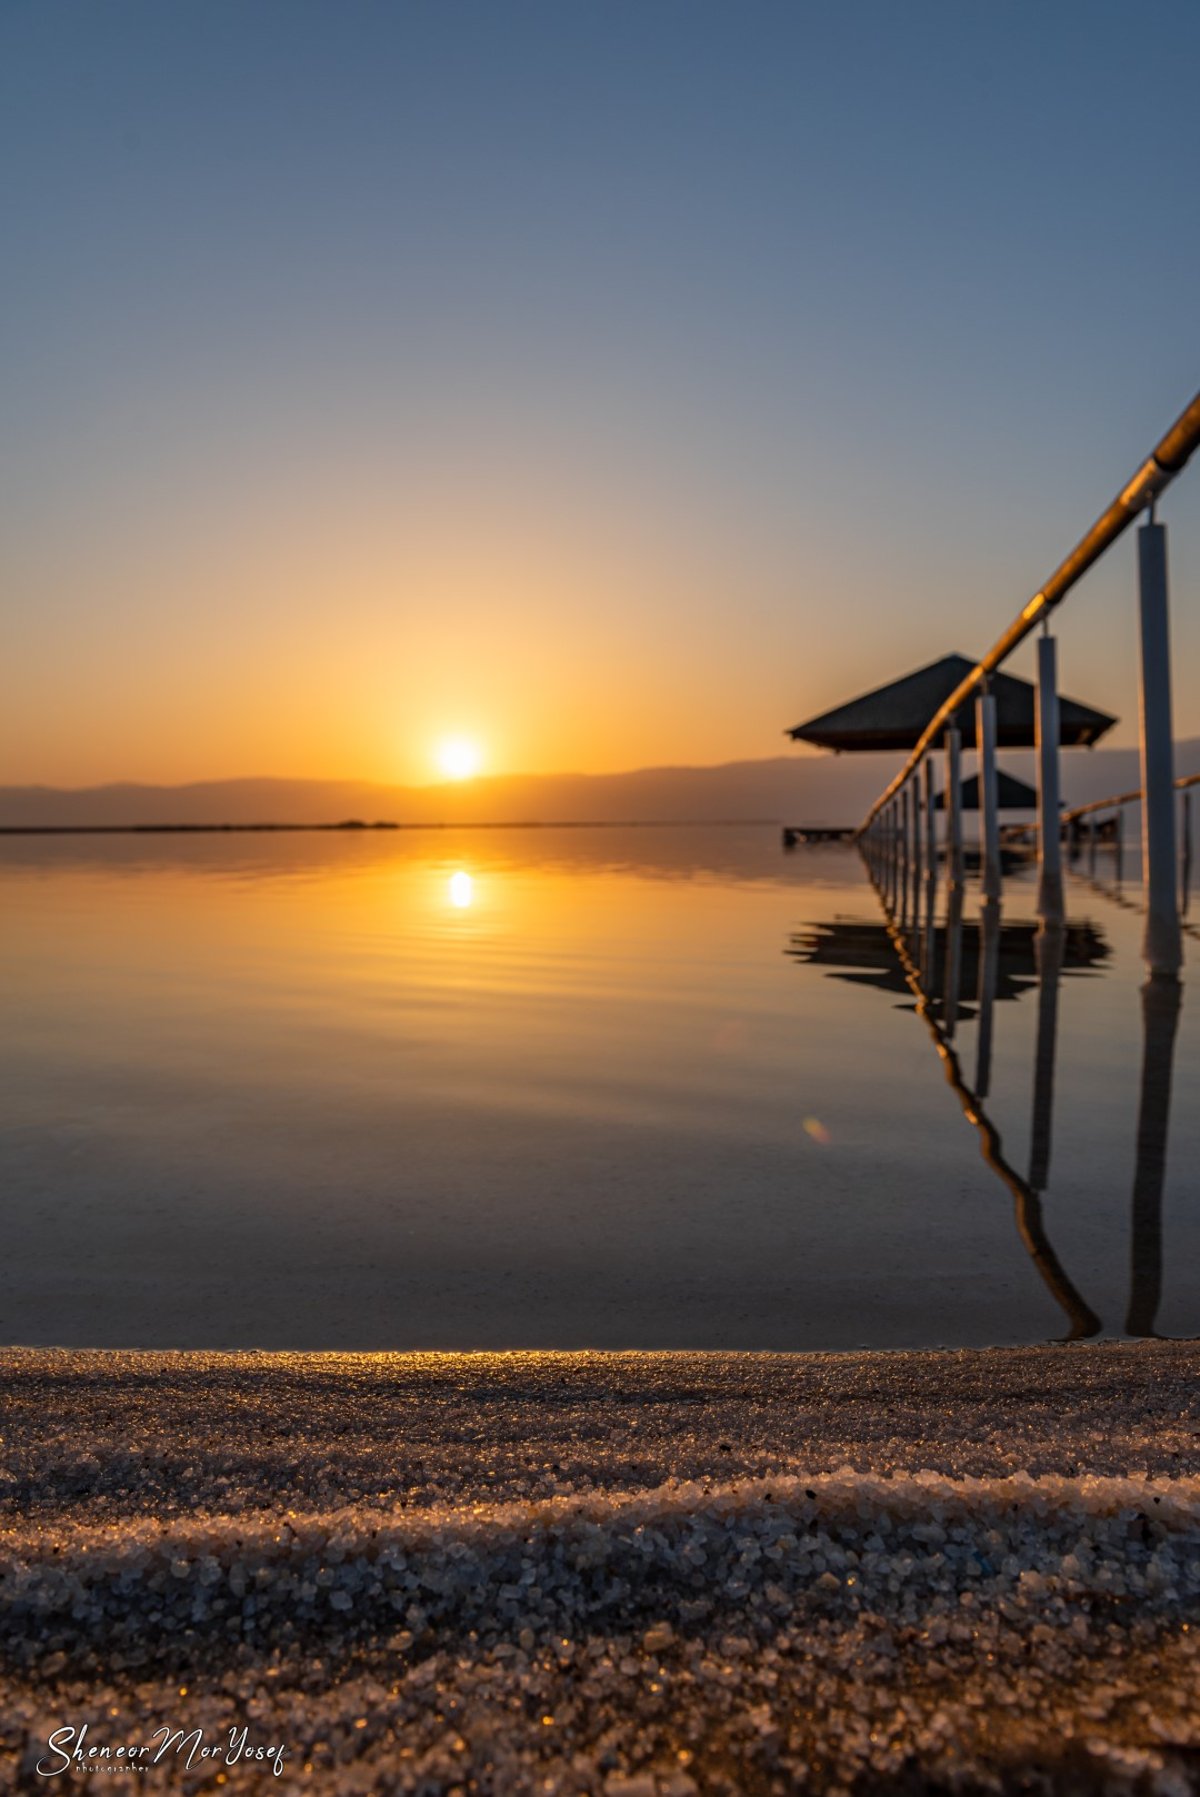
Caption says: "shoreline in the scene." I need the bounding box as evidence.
[0,818,782,835]
[3,1342,1198,1791]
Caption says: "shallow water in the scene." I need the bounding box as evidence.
[1,827,1196,1348]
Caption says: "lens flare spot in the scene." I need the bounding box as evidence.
[803,1116,832,1146]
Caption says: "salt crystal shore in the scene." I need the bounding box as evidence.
[1,1342,1198,1795]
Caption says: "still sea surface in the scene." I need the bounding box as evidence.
[2,826,1196,1350]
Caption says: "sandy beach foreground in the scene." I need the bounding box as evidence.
[1,1344,1198,1795]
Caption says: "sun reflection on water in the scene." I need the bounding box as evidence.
[447,870,474,910]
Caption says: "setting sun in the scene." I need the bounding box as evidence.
[435,737,483,781]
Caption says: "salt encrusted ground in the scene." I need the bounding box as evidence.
[1,1343,1199,1795]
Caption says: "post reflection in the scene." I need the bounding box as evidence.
[944,881,964,1040]
[974,896,1001,1099]
[1126,976,1183,1338]
[921,873,938,989]
[1027,923,1065,1193]
[1041,854,1188,1337]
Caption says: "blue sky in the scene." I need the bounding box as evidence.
[3,1,1198,783]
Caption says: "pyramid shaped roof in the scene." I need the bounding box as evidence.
[935,769,1041,810]
[787,653,1115,752]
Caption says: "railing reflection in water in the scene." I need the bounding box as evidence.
[1053,836,1188,1335]
[788,863,1186,1341]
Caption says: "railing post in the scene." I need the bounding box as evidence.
[1182,789,1192,917]
[909,782,920,920]
[976,689,1001,901]
[945,724,963,890]
[1137,514,1182,977]
[923,756,937,871]
[920,757,937,977]
[909,774,922,915]
[900,786,912,924]
[880,805,891,905]
[1035,631,1064,922]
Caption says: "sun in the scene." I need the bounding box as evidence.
[435,736,483,781]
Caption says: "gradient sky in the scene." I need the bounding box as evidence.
[3,0,1199,787]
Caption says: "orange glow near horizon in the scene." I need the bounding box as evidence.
[1,507,803,787]
[0,456,1152,792]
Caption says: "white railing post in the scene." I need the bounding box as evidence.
[1137,514,1182,977]
[1182,790,1192,916]
[1035,631,1064,922]
[945,725,963,890]
[976,689,1001,900]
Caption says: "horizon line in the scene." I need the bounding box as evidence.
[1,732,1170,797]
[1,754,830,796]
[0,817,786,836]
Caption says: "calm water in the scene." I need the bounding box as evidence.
[2,827,1196,1349]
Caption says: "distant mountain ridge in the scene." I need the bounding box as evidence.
[4,742,1199,829]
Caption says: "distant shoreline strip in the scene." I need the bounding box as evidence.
[0,818,782,835]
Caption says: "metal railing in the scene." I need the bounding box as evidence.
[1060,769,1200,825]
[855,386,1200,977]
